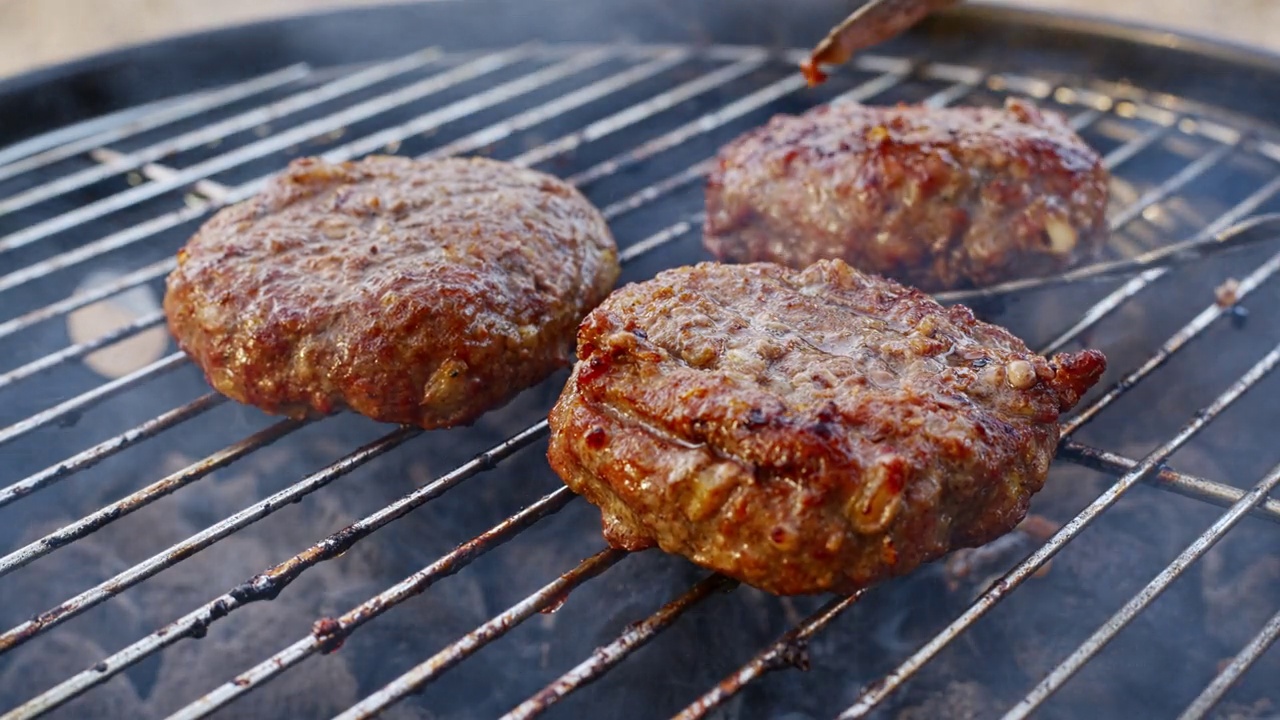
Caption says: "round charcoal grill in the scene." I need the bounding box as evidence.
[1,2,1279,719]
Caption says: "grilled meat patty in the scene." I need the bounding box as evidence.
[704,98,1110,292]
[164,155,619,429]
[547,260,1106,595]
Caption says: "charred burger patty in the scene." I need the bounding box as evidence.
[164,155,619,429]
[704,98,1110,292]
[547,259,1106,595]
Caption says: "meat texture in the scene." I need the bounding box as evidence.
[547,260,1106,595]
[704,98,1110,292]
[164,155,619,429]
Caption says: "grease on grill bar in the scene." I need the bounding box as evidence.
[0,17,1278,720]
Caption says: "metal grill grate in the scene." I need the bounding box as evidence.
[1,28,1278,720]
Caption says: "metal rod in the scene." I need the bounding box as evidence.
[1003,458,1280,719]
[0,64,311,183]
[673,593,864,720]
[935,211,1280,305]
[319,48,614,164]
[1057,440,1280,525]
[0,418,303,582]
[168,487,580,720]
[3,416,549,717]
[0,352,186,451]
[334,548,628,720]
[513,50,771,169]
[1039,161,1280,358]
[0,47,534,293]
[566,61,911,188]
[836,341,1280,719]
[0,426,423,717]
[0,258,171,341]
[420,49,693,161]
[0,310,165,391]
[0,50,441,221]
[619,214,704,263]
[0,393,224,510]
[501,574,738,720]
[1178,608,1280,720]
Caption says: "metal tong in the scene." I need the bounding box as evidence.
[933,212,1280,305]
[802,0,962,85]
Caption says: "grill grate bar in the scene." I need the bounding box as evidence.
[836,341,1280,719]
[1058,440,1280,525]
[1061,200,1280,437]
[0,49,442,221]
[0,309,165,391]
[564,60,913,189]
[0,425,422,719]
[167,486,581,720]
[511,51,769,169]
[0,46,539,295]
[0,64,311,182]
[0,417,303,583]
[1100,121,1174,173]
[501,574,738,720]
[1179,608,1280,720]
[0,393,224,510]
[1040,165,1280,358]
[672,593,865,720]
[420,49,694,160]
[0,256,171,339]
[315,47,619,165]
[1003,458,1280,719]
[1106,139,1239,232]
[87,149,233,204]
[0,46,535,258]
[332,548,629,720]
[0,352,186,451]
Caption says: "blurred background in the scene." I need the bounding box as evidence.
[0,0,1276,80]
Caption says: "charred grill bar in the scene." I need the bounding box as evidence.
[1,3,1278,719]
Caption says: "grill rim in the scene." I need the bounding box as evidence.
[2,0,1280,153]
[2,4,1280,712]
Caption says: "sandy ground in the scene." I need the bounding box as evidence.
[0,0,1275,81]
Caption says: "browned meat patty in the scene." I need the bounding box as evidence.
[164,155,619,429]
[704,98,1110,292]
[547,259,1106,595]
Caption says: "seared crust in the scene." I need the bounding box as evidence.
[704,98,1110,292]
[164,155,619,429]
[547,260,1105,595]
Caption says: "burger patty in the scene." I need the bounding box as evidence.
[547,260,1106,595]
[164,155,619,429]
[704,98,1111,292]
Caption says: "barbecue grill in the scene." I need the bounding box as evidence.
[2,1,1279,718]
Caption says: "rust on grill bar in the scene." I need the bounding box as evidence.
[332,548,628,720]
[2,11,1279,719]
[837,342,1280,719]
[672,593,865,720]
[1058,440,1280,525]
[501,574,739,720]
[0,393,225,510]
[168,487,582,720]
[1004,458,1280,719]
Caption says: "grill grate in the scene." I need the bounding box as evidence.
[1,27,1278,720]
